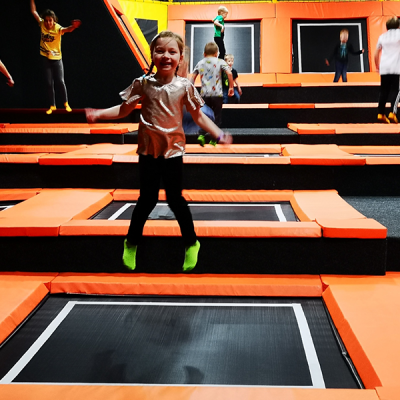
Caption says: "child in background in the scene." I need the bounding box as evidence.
[86,31,231,272]
[374,16,400,124]
[191,42,234,146]
[223,54,241,104]
[325,29,364,83]
[213,6,228,60]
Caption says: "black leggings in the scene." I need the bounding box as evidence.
[378,74,400,115]
[126,154,197,247]
[214,36,226,60]
[42,57,68,106]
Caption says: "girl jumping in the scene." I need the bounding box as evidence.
[86,30,232,272]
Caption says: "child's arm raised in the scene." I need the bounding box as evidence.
[86,100,139,123]
[189,107,232,144]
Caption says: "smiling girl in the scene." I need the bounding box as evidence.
[30,0,81,114]
[86,30,231,272]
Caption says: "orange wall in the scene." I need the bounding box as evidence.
[168,1,398,74]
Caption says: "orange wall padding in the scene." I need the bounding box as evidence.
[50,273,323,297]
[0,385,380,400]
[0,189,40,201]
[168,1,392,75]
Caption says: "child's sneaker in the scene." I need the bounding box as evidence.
[122,239,137,270]
[209,139,217,147]
[183,241,200,272]
[64,102,72,112]
[377,114,390,124]
[46,106,56,115]
[197,134,206,147]
[388,112,398,124]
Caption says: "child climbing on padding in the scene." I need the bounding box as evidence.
[86,30,232,272]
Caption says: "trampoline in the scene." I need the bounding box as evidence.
[0,201,19,211]
[91,201,298,222]
[0,294,362,388]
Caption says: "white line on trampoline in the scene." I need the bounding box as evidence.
[0,301,324,388]
[108,203,288,221]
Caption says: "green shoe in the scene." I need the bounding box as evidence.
[197,134,206,147]
[183,241,200,272]
[122,239,137,270]
[209,139,217,147]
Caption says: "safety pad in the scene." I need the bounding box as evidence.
[322,274,400,389]
[288,123,400,135]
[0,189,40,201]
[365,157,400,165]
[223,104,269,108]
[290,190,366,222]
[183,156,291,165]
[0,153,48,164]
[316,218,387,239]
[0,190,113,236]
[0,145,87,153]
[281,144,365,165]
[113,189,294,202]
[339,146,400,154]
[185,144,282,154]
[0,278,51,344]
[0,385,380,400]
[50,273,323,297]
[315,103,380,108]
[287,123,336,134]
[375,387,400,400]
[89,123,138,134]
[38,154,113,166]
[67,144,138,155]
[60,219,322,238]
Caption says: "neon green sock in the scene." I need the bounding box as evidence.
[183,240,200,272]
[122,239,137,270]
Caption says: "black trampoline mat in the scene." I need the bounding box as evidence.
[91,201,298,222]
[0,200,20,211]
[0,295,361,388]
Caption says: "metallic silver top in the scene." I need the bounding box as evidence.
[120,75,204,158]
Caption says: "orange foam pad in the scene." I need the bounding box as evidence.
[51,273,323,297]
[223,104,269,109]
[183,156,290,165]
[269,104,314,109]
[60,220,321,238]
[0,280,50,344]
[113,189,294,202]
[290,190,365,222]
[315,103,379,108]
[0,385,379,400]
[0,123,134,134]
[322,274,400,388]
[316,218,387,239]
[0,153,48,163]
[335,124,400,134]
[184,144,282,154]
[282,144,365,166]
[89,123,138,134]
[0,189,40,200]
[68,144,138,155]
[0,145,87,153]
[38,154,113,166]
[287,123,336,134]
[366,157,400,165]
[339,146,400,154]
[0,190,113,236]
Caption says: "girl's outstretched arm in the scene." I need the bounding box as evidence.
[30,0,40,23]
[61,20,82,34]
[189,107,232,144]
[86,101,139,123]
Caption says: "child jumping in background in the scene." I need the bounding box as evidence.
[191,42,234,146]
[374,16,400,124]
[325,29,364,83]
[223,54,241,104]
[213,6,228,60]
[86,31,231,272]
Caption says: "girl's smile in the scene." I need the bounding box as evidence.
[153,37,183,82]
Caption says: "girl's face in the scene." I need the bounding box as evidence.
[44,16,55,30]
[152,37,183,77]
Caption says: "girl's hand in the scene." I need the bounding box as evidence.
[218,131,232,145]
[221,26,225,33]
[71,19,81,28]
[85,108,98,123]
[6,76,14,87]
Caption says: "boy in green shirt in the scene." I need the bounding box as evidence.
[213,6,228,60]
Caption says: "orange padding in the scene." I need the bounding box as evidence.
[269,103,314,109]
[0,385,379,400]
[322,273,400,389]
[0,123,138,134]
[0,190,113,236]
[0,145,87,153]
[50,273,323,297]
[339,146,400,154]
[184,144,282,154]
[0,274,56,344]
[0,153,48,164]
[288,123,400,135]
[60,220,322,238]
[281,144,366,166]
[0,189,40,201]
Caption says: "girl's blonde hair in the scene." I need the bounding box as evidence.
[146,30,185,77]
